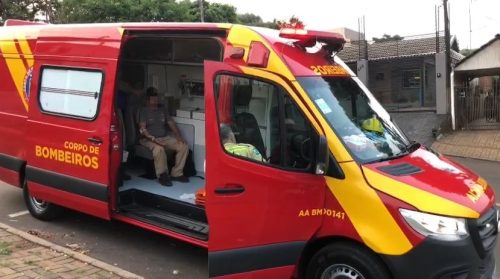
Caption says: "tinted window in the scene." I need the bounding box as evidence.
[215,74,315,171]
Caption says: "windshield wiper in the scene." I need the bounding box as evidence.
[405,141,421,153]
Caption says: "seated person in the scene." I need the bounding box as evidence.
[138,87,189,186]
[220,124,264,162]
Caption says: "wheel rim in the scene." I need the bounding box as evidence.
[321,264,365,279]
[30,196,48,213]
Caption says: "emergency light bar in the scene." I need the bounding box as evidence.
[279,28,346,53]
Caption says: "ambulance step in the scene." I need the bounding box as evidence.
[120,205,209,240]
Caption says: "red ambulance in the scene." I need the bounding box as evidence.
[0,19,497,278]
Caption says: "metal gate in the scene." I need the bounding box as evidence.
[456,79,500,129]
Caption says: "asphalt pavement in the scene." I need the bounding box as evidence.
[0,183,207,279]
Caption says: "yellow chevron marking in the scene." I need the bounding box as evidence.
[327,162,413,255]
[363,167,480,218]
[0,39,29,111]
[16,34,34,68]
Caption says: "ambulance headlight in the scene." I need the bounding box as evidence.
[400,209,468,241]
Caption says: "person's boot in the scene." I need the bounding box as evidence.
[159,172,173,186]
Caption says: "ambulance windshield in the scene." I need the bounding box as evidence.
[298,76,411,163]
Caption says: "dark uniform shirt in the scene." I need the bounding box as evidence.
[138,106,172,138]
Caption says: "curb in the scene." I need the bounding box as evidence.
[0,222,144,279]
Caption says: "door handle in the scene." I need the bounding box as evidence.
[214,185,245,195]
[88,137,103,145]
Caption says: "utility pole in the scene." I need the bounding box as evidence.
[469,0,472,49]
[443,0,451,89]
[199,0,204,22]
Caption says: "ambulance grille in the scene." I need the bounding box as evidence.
[468,207,498,259]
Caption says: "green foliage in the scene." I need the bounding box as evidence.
[237,13,278,29]
[0,0,285,29]
[203,2,237,23]
[460,48,477,57]
[276,15,304,29]
[0,0,57,25]
[372,34,404,43]
[55,0,194,23]
[237,13,263,25]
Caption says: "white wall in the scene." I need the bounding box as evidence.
[455,40,500,72]
[435,52,448,114]
[145,64,205,109]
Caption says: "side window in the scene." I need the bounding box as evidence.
[282,94,315,169]
[39,67,103,119]
[215,74,316,171]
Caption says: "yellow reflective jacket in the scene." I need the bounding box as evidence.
[224,143,263,162]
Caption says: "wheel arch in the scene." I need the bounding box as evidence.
[297,236,393,279]
[20,161,27,188]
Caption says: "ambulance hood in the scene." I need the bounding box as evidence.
[361,148,495,219]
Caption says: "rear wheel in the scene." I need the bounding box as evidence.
[23,182,62,221]
[306,242,390,279]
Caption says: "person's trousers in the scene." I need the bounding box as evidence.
[139,136,188,178]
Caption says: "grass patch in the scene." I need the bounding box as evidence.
[0,242,12,256]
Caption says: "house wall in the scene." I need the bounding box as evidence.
[368,56,436,110]
[435,52,447,114]
[455,40,500,72]
[357,59,369,86]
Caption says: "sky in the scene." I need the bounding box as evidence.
[211,0,499,49]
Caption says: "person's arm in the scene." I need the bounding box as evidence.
[139,122,163,145]
[138,108,162,146]
[167,119,186,144]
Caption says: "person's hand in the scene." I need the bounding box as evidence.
[176,135,186,145]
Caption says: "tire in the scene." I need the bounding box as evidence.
[306,242,391,279]
[23,183,62,221]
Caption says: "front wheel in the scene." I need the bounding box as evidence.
[23,183,62,221]
[306,242,391,279]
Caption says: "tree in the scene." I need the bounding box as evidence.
[276,15,304,29]
[55,0,194,23]
[237,13,263,26]
[460,48,477,57]
[188,1,237,23]
[0,0,58,24]
[372,34,404,43]
[236,13,278,29]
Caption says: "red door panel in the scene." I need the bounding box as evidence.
[25,58,119,220]
[204,61,326,278]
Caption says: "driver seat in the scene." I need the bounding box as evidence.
[232,85,266,156]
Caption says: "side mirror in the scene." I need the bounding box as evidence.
[315,135,329,175]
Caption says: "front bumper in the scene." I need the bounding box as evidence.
[383,237,495,279]
[383,207,498,279]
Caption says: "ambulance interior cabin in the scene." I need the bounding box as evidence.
[114,32,282,239]
[115,34,290,239]
[114,35,216,238]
